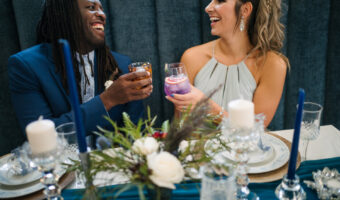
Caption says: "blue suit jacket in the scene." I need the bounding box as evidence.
[8,43,144,135]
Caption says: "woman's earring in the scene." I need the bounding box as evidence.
[240,16,245,32]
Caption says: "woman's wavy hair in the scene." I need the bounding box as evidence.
[235,0,289,67]
[36,0,120,101]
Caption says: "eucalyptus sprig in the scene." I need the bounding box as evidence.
[163,85,223,153]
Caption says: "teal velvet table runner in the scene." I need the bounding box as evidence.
[62,157,340,200]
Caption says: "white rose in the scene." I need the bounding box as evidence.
[147,152,184,189]
[132,137,159,155]
[178,140,189,153]
[104,80,114,90]
[178,140,197,153]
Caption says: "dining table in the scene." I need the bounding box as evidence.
[60,125,340,200]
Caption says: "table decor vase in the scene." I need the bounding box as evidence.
[147,186,172,200]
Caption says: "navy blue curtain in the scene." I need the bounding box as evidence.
[0,0,339,155]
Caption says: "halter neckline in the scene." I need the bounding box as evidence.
[212,41,250,65]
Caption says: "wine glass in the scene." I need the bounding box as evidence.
[164,63,191,96]
[56,122,84,188]
[299,102,323,161]
[56,122,79,161]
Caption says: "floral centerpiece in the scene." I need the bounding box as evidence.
[67,90,227,200]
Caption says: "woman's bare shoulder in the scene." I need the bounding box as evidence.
[264,51,287,72]
[181,40,216,83]
[182,41,214,60]
[259,51,287,83]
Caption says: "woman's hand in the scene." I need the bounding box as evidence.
[165,85,205,112]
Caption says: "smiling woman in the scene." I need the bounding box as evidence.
[166,0,288,127]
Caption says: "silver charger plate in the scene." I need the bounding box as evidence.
[0,154,66,199]
[210,134,289,174]
[0,179,43,199]
[0,154,41,186]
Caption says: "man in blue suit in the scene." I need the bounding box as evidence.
[8,0,153,136]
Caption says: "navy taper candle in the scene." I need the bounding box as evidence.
[59,39,87,153]
[287,89,305,180]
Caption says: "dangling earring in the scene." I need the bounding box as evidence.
[240,16,245,32]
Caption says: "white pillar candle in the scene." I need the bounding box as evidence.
[228,99,254,129]
[26,117,57,155]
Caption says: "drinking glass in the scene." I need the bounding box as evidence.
[164,63,191,96]
[128,62,152,86]
[56,122,78,161]
[200,164,236,200]
[56,122,83,188]
[299,102,323,161]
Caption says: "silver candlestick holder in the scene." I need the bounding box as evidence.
[275,174,306,200]
[222,118,261,200]
[26,143,64,200]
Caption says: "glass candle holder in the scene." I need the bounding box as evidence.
[275,174,306,200]
[26,139,64,200]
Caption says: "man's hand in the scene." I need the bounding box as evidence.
[100,71,153,110]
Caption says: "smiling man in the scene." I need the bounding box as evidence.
[8,0,153,136]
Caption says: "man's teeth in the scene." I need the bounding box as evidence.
[92,24,104,31]
[210,17,220,22]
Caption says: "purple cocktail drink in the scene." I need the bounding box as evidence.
[164,74,191,96]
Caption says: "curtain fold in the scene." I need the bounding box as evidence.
[324,0,340,129]
[0,0,24,156]
[155,0,202,121]
[284,0,330,128]
[12,0,42,49]
[105,0,163,121]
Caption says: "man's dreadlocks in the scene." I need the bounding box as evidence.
[36,0,120,102]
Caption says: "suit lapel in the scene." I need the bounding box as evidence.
[44,44,72,106]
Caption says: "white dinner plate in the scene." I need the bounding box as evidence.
[209,134,289,174]
[248,134,289,173]
[0,155,66,199]
[0,179,43,199]
[0,154,41,186]
[220,144,275,165]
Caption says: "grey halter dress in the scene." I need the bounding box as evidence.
[194,46,257,110]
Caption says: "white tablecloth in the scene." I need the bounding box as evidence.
[271,125,340,161]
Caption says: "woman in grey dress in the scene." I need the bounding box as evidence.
[166,0,288,127]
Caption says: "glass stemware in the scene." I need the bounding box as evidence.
[222,117,261,200]
[299,102,323,161]
[25,138,65,200]
[56,122,78,161]
[56,122,84,188]
[164,63,191,96]
[200,164,236,200]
